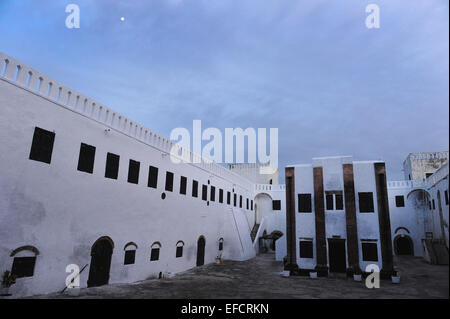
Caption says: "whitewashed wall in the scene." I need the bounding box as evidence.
[289,158,385,271]
[403,152,448,180]
[427,163,449,248]
[0,52,260,297]
[387,180,428,257]
[253,184,286,260]
[353,161,383,271]
[292,164,316,270]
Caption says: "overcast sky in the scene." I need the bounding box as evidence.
[1,0,448,181]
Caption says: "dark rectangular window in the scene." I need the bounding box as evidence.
[445,190,449,206]
[127,159,140,184]
[395,195,405,207]
[335,194,344,210]
[176,246,183,258]
[251,200,254,211]
[298,194,312,213]
[219,189,224,203]
[210,186,216,202]
[105,152,120,179]
[426,173,433,178]
[227,192,231,205]
[234,194,237,207]
[124,250,136,265]
[362,243,378,261]
[192,180,199,197]
[272,200,281,210]
[180,176,187,195]
[150,248,160,261]
[202,185,208,201]
[239,195,242,208]
[326,194,334,210]
[11,257,36,278]
[299,241,313,258]
[246,198,249,210]
[359,192,374,213]
[432,199,436,210]
[77,143,96,174]
[148,166,158,188]
[29,127,55,164]
[219,242,223,251]
[165,171,174,192]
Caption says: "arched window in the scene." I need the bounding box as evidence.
[150,242,161,261]
[176,241,184,258]
[10,246,39,278]
[218,238,224,251]
[123,242,138,265]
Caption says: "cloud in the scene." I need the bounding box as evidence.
[1,0,448,181]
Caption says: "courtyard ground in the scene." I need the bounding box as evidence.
[28,253,448,299]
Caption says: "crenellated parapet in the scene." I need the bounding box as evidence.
[254,184,286,192]
[387,179,429,190]
[0,51,254,189]
[406,152,449,161]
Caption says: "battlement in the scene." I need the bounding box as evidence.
[387,162,448,190]
[254,184,286,192]
[404,151,449,162]
[0,52,254,189]
[387,179,428,189]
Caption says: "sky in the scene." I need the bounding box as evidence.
[0,0,448,182]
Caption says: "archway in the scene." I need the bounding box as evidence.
[87,236,114,287]
[253,193,273,226]
[394,235,414,255]
[196,236,206,266]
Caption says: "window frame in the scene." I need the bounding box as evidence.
[104,152,120,180]
[299,241,313,259]
[127,159,140,184]
[124,250,136,265]
[358,192,375,213]
[148,166,158,188]
[272,200,281,211]
[395,195,405,207]
[77,143,96,174]
[361,242,379,262]
[192,180,199,197]
[219,189,224,203]
[28,127,55,164]
[179,176,187,195]
[150,242,161,261]
[298,193,312,213]
[165,171,174,192]
[210,186,216,202]
[176,241,184,258]
[202,185,208,201]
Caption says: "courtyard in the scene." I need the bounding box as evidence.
[28,253,448,299]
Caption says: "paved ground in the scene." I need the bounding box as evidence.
[29,253,448,299]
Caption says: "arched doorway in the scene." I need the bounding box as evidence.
[253,193,272,226]
[394,235,414,255]
[196,236,206,266]
[87,236,114,287]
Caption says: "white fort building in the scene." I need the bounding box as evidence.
[0,52,448,297]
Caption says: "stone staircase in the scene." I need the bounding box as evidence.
[250,223,260,243]
[423,239,449,265]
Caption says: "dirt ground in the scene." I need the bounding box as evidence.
[27,253,448,299]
